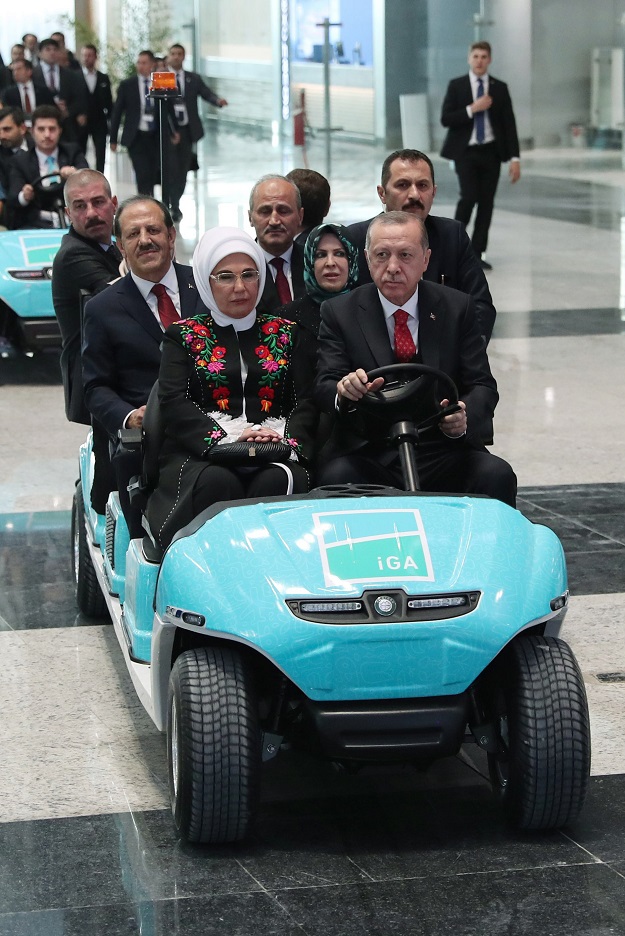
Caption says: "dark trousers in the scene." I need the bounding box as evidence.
[317,441,517,509]
[454,142,501,256]
[192,462,309,517]
[77,124,108,174]
[169,125,193,212]
[128,130,160,196]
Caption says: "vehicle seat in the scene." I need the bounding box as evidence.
[122,381,165,561]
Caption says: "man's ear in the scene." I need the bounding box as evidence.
[376,184,386,206]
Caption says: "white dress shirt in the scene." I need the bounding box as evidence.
[467,70,494,146]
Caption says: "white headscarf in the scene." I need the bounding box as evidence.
[192,226,266,329]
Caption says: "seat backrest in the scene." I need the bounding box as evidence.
[141,380,164,492]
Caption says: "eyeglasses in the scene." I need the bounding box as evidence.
[209,270,260,286]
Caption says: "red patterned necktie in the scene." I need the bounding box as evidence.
[270,256,292,304]
[151,283,179,329]
[23,88,32,114]
[393,309,416,362]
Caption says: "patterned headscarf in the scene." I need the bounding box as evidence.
[303,222,360,305]
[192,226,266,322]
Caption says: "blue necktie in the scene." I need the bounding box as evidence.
[475,78,485,144]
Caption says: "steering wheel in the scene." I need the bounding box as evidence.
[30,172,65,194]
[27,172,68,227]
[339,363,461,442]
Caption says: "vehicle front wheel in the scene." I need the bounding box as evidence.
[71,482,107,618]
[487,634,591,830]
[167,646,261,844]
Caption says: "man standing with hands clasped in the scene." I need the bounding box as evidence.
[440,41,520,271]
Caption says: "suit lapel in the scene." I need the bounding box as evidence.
[118,275,164,344]
[175,262,202,317]
[417,281,441,372]
[355,286,395,368]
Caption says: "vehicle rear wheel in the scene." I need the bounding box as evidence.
[487,634,591,830]
[167,646,261,844]
[72,482,107,618]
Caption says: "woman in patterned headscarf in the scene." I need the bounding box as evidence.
[145,226,315,550]
[278,222,360,353]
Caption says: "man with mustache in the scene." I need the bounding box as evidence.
[248,174,306,314]
[52,170,121,427]
[346,149,496,344]
[82,195,208,534]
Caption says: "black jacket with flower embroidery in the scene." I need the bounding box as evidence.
[157,312,317,462]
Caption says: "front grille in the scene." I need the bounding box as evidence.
[287,590,481,625]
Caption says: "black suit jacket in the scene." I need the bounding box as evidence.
[346,214,496,342]
[52,227,123,423]
[82,262,207,439]
[256,243,306,315]
[32,65,88,135]
[110,75,176,148]
[315,280,497,455]
[440,74,520,164]
[79,70,113,129]
[7,143,89,228]
[177,70,222,143]
[1,82,56,110]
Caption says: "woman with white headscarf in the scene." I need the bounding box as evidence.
[145,227,315,550]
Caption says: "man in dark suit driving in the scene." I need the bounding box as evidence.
[7,104,88,228]
[315,211,516,506]
[346,149,496,344]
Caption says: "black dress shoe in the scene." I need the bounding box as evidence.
[171,208,183,223]
[480,259,493,271]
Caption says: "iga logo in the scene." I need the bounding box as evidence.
[313,509,435,586]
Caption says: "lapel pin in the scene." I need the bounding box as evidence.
[188,282,194,289]
[430,313,436,320]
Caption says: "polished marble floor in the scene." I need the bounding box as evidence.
[1,130,625,934]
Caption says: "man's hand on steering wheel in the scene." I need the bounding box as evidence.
[439,398,467,438]
[337,369,385,402]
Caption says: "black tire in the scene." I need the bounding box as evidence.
[487,634,591,830]
[71,482,108,619]
[167,646,261,844]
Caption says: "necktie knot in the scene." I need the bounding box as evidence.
[393,309,416,363]
[270,257,284,272]
[394,309,409,327]
[151,283,166,298]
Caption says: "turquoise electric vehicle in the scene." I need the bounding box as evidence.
[0,174,69,353]
[72,365,591,844]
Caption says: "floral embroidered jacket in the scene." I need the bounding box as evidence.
[157,312,317,462]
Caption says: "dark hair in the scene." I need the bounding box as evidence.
[286,168,330,228]
[50,31,65,41]
[169,43,185,55]
[380,149,436,189]
[0,106,26,126]
[470,40,492,55]
[138,50,155,60]
[39,38,60,52]
[11,43,26,54]
[11,58,33,73]
[365,211,429,253]
[31,104,63,128]
[82,43,98,56]
[114,195,173,239]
